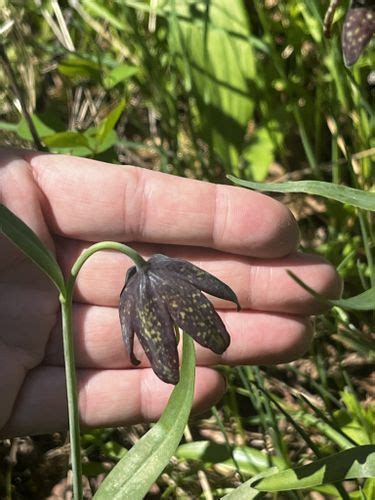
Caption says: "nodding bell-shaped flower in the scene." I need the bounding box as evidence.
[342,1,375,66]
[119,254,240,385]
[324,0,375,66]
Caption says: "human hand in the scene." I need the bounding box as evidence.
[0,149,341,437]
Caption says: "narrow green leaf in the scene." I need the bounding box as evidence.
[0,204,65,293]
[82,0,128,30]
[253,445,375,492]
[222,468,279,499]
[96,99,125,145]
[0,120,18,131]
[288,271,375,311]
[225,446,375,497]
[176,441,284,476]
[58,54,102,82]
[227,177,375,211]
[294,411,357,450]
[93,333,196,500]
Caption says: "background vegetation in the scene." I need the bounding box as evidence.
[0,0,374,498]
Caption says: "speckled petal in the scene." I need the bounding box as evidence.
[135,271,179,384]
[151,272,230,354]
[342,5,375,66]
[124,265,137,287]
[119,277,140,366]
[149,254,240,310]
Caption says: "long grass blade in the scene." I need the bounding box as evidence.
[228,177,375,211]
[0,204,65,293]
[93,333,196,499]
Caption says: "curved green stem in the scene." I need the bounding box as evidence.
[67,241,147,296]
[60,241,146,500]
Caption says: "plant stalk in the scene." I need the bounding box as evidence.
[60,293,83,500]
[60,241,146,499]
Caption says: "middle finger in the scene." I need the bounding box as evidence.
[56,237,341,315]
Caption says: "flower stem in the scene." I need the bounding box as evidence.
[59,292,83,500]
[61,241,146,499]
[68,242,146,292]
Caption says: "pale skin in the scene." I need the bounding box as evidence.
[0,149,342,438]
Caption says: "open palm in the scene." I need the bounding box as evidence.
[0,149,341,438]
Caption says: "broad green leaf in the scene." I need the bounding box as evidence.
[0,205,65,293]
[169,0,256,173]
[330,287,375,311]
[227,177,375,211]
[43,131,91,149]
[93,334,196,500]
[58,54,102,82]
[16,114,56,141]
[176,441,284,476]
[363,478,375,499]
[253,445,375,492]
[104,64,138,88]
[48,127,117,157]
[86,128,117,154]
[288,271,375,311]
[96,99,126,145]
[242,127,280,182]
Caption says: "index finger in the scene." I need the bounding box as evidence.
[26,152,299,258]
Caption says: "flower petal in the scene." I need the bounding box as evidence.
[124,265,137,287]
[342,6,375,66]
[151,272,230,354]
[135,271,180,384]
[149,254,240,310]
[119,277,141,366]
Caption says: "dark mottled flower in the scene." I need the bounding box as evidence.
[324,0,375,66]
[342,1,375,66]
[119,254,240,384]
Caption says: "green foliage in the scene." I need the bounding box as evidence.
[0,204,65,293]
[93,334,196,499]
[224,446,375,497]
[288,272,375,311]
[228,177,375,211]
[58,54,102,83]
[177,440,285,476]
[0,104,125,157]
[0,0,374,498]
[169,0,256,174]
